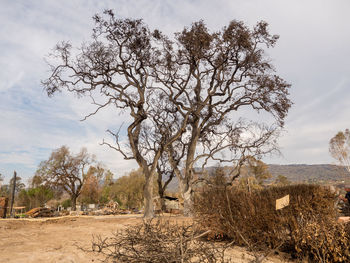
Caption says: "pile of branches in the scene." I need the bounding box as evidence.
[88,219,231,263]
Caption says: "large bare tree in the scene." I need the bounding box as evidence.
[42,10,187,218]
[152,20,291,215]
[35,146,94,210]
[43,10,291,217]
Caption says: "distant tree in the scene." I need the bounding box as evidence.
[35,146,94,210]
[0,174,4,195]
[211,167,229,186]
[245,156,272,185]
[274,175,290,186]
[111,169,145,209]
[329,129,350,174]
[110,169,158,209]
[29,174,64,200]
[79,165,106,204]
[0,185,10,198]
[239,157,272,193]
[18,186,54,210]
[29,175,44,188]
[9,176,25,194]
[99,169,114,204]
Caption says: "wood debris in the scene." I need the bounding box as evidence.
[26,207,54,218]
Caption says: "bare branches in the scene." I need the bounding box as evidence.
[87,219,230,263]
[101,126,135,161]
[42,11,291,217]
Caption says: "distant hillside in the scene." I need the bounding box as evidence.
[165,164,350,193]
[268,164,349,183]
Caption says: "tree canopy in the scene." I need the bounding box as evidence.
[43,10,291,217]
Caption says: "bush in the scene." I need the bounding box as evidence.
[61,198,72,209]
[17,186,54,210]
[194,183,350,262]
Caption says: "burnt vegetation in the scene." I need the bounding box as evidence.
[88,219,230,263]
[42,10,291,218]
[195,181,350,262]
[39,9,350,263]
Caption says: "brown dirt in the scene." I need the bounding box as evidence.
[0,215,293,263]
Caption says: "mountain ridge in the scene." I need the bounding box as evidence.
[165,164,350,193]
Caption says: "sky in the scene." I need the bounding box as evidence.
[0,0,350,184]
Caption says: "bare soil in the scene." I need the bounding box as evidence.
[0,215,293,263]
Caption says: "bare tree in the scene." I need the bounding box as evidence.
[329,129,350,174]
[152,20,291,215]
[42,11,291,217]
[35,146,94,210]
[42,10,187,218]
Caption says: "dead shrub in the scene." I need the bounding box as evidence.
[88,219,231,263]
[194,183,350,262]
[292,216,350,262]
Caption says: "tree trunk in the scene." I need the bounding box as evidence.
[71,195,77,211]
[179,179,193,217]
[157,185,167,212]
[143,173,154,218]
[160,197,167,212]
[159,194,167,213]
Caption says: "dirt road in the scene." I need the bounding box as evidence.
[0,215,291,263]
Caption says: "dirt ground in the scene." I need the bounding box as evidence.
[0,215,293,263]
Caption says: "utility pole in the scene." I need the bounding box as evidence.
[10,171,16,218]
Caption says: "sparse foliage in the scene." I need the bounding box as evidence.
[0,184,10,198]
[109,168,157,209]
[330,129,350,174]
[9,176,25,194]
[79,169,100,205]
[238,157,272,192]
[99,169,115,204]
[79,165,111,204]
[273,175,290,186]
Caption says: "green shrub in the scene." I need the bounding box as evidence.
[194,183,350,262]
[61,198,72,209]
